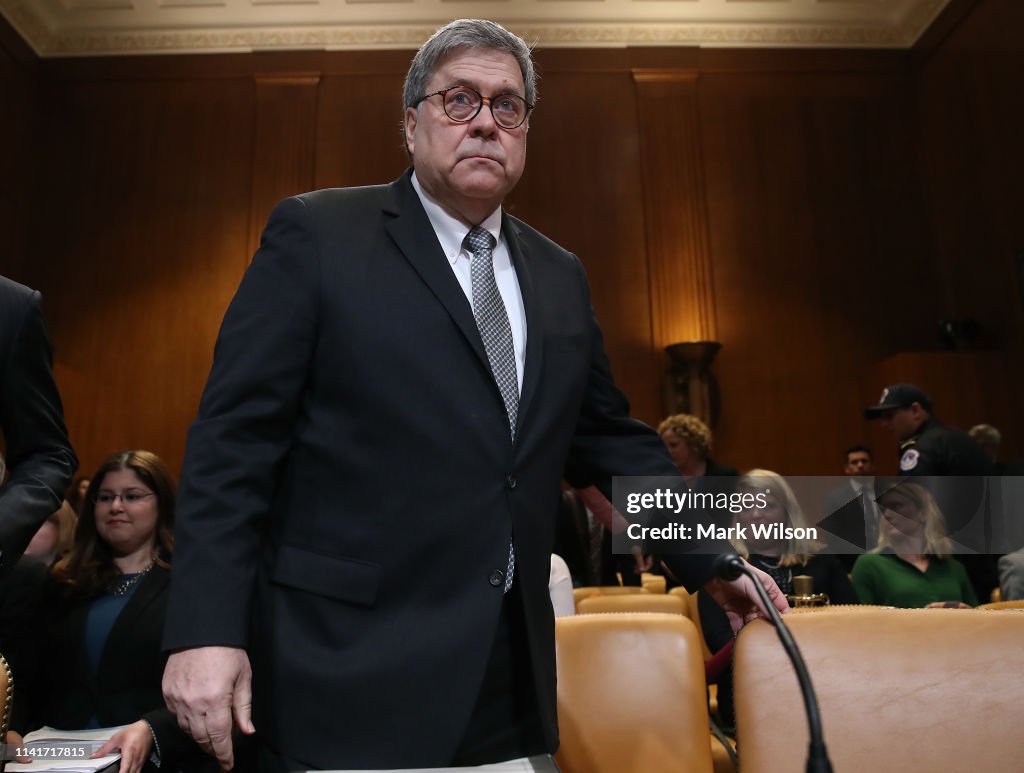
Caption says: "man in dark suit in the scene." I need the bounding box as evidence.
[162,20,786,772]
[822,445,879,570]
[0,275,77,574]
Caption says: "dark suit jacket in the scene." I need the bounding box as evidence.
[0,276,77,573]
[0,556,46,734]
[163,170,718,768]
[39,566,207,771]
[823,479,880,571]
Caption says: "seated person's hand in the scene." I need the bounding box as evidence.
[92,720,153,773]
[925,601,972,609]
[704,557,791,635]
[5,730,30,764]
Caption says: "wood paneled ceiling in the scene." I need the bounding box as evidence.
[0,0,952,58]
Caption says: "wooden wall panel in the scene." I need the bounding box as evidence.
[634,72,717,349]
[696,69,934,474]
[0,14,39,283]
[913,0,1024,464]
[22,78,257,479]
[314,69,409,190]
[510,68,661,424]
[918,0,1024,352]
[8,15,1014,483]
[247,73,321,257]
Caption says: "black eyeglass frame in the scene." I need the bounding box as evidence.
[414,86,534,130]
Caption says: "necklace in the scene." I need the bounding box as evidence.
[108,562,155,596]
[751,554,793,595]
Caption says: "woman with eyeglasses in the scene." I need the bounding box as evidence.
[9,450,211,773]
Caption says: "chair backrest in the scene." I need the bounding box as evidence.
[641,573,667,594]
[787,603,894,613]
[979,600,1024,610]
[572,585,649,609]
[577,593,688,616]
[555,613,714,773]
[734,608,1024,772]
[1,651,12,739]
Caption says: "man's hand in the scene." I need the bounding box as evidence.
[704,558,790,635]
[162,645,255,770]
[92,720,153,773]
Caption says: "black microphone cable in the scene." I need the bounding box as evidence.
[714,553,834,773]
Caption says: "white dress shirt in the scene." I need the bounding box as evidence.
[411,172,527,393]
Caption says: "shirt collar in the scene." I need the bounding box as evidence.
[411,172,503,265]
[849,478,875,496]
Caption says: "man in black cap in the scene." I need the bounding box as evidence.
[865,383,997,601]
[864,383,991,477]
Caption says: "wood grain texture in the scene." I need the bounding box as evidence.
[2,5,1017,479]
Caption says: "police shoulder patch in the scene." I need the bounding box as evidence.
[899,448,920,471]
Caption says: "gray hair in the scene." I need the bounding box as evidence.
[403,19,537,111]
[969,424,1001,446]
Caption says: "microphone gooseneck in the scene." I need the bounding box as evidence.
[716,554,834,773]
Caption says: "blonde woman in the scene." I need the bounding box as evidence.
[730,470,856,603]
[852,480,976,608]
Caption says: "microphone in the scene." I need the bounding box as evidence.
[714,554,834,773]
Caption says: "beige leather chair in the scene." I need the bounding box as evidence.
[734,608,1024,772]
[788,603,894,613]
[641,573,667,594]
[979,599,1024,610]
[577,592,688,616]
[572,585,649,610]
[555,613,714,773]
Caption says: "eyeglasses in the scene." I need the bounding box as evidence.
[415,86,533,130]
[94,490,155,506]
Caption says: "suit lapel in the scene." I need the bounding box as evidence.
[504,215,544,442]
[97,565,167,680]
[382,172,490,370]
[383,172,546,444]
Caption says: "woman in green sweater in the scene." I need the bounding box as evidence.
[852,481,976,608]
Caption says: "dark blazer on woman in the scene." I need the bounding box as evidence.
[38,565,208,771]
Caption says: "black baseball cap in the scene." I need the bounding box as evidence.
[864,384,933,419]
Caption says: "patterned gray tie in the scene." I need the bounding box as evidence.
[465,226,518,592]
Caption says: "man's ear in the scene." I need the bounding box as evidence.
[404,106,418,155]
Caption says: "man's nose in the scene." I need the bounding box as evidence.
[469,99,498,134]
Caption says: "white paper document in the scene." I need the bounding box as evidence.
[8,726,124,772]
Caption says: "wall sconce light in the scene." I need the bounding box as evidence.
[664,341,722,427]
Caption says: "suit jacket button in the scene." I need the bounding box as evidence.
[507,476,517,489]
[489,570,505,587]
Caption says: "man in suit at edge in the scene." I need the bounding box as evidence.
[0,275,77,574]
[822,445,879,571]
[161,19,787,772]
[0,275,77,743]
